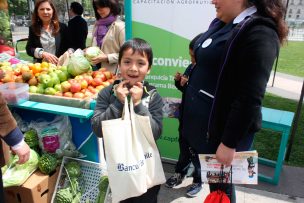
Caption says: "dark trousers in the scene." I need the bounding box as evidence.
[208,133,255,203]
[175,134,202,183]
[120,185,160,203]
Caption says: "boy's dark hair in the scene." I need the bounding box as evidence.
[118,38,153,67]
[70,2,84,15]
[189,33,203,50]
[93,0,121,20]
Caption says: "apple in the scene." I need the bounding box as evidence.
[92,71,100,78]
[83,75,93,85]
[87,86,97,94]
[68,79,77,84]
[94,72,107,82]
[102,81,110,87]
[36,84,45,94]
[96,85,105,91]
[57,71,68,82]
[44,87,56,95]
[15,76,24,83]
[21,65,30,73]
[73,92,85,99]
[54,92,63,97]
[92,77,103,87]
[51,75,60,86]
[28,77,38,86]
[39,74,53,87]
[54,84,62,92]
[63,92,73,97]
[103,71,112,80]
[13,67,22,76]
[29,86,38,93]
[79,79,88,89]
[84,90,93,98]
[70,82,81,93]
[99,67,107,72]
[74,75,84,80]
[61,81,71,92]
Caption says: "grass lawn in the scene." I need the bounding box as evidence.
[277,41,304,77]
[14,39,304,167]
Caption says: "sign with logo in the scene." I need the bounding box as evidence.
[125,1,216,160]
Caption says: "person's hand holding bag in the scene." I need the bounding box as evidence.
[115,80,130,104]
[216,142,236,166]
[130,82,143,106]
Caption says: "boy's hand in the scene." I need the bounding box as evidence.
[130,82,143,106]
[180,75,189,86]
[174,72,181,81]
[115,80,130,103]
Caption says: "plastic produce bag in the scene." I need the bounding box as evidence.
[1,149,39,188]
[67,49,91,76]
[29,116,80,158]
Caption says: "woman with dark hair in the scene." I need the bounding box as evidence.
[90,0,125,73]
[180,0,288,202]
[26,0,69,64]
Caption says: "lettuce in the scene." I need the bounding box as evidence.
[67,54,92,76]
[2,149,39,187]
[85,46,101,64]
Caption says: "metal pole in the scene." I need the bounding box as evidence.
[272,0,290,87]
[285,80,304,161]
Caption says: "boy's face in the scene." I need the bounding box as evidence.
[119,48,151,86]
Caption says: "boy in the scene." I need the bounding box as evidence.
[91,38,163,203]
[165,33,203,197]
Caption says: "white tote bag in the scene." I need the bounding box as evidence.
[102,98,166,202]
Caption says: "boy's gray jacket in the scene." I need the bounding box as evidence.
[91,81,164,139]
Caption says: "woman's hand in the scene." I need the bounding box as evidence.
[180,75,189,86]
[12,142,31,164]
[115,80,130,104]
[91,52,108,65]
[42,51,58,64]
[216,142,236,166]
[174,72,181,81]
[130,82,143,106]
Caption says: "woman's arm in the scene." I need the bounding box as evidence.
[25,26,39,58]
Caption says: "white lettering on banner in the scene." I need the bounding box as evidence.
[153,57,190,68]
[117,153,153,172]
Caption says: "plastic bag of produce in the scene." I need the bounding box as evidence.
[67,49,91,76]
[29,116,80,158]
[1,149,39,187]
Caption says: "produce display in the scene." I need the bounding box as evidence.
[0,60,115,100]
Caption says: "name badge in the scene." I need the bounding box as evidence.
[202,38,212,48]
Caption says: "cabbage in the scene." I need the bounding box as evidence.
[67,54,92,76]
[2,149,39,187]
[85,46,101,64]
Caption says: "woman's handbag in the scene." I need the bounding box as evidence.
[102,98,166,202]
